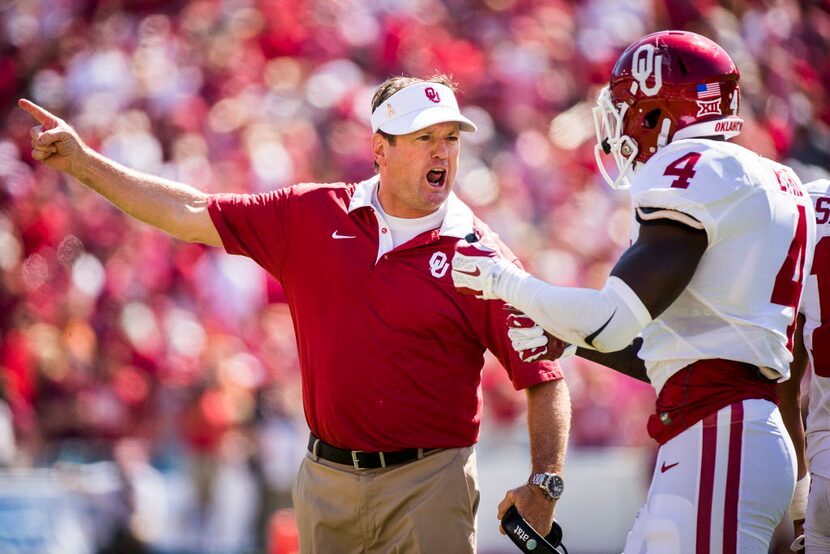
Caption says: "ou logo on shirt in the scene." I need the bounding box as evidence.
[429,252,449,278]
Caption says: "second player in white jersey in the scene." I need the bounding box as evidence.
[802,179,830,475]
[781,178,830,552]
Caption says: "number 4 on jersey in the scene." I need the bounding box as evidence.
[663,152,702,189]
[771,204,809,350]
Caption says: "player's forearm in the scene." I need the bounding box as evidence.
[73,147,220,245]
[493,264,651,352]
[526,379,570,474]
[576,339,650,383]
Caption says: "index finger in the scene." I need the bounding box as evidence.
[18,99,59,127]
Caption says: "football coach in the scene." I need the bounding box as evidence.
[20,73,570,552]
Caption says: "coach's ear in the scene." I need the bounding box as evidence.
[372,132,388,168]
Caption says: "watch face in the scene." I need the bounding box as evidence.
[529,473,563,500]
[550,475,564,498]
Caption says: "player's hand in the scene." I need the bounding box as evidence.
[507,310,548,362]
[18,99,87,176]
[452,234,509,300]
[497,484,555,538]
[506,307,576,363]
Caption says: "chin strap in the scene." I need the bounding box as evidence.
[657,118,672,147]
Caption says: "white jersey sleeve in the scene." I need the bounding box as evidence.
[628,139,816,394]
[802,178,830,478]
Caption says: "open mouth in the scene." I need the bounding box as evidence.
[426,169,446,187]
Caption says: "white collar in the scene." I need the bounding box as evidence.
[348,175,474,239]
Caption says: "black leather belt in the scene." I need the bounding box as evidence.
[307,434,435,470]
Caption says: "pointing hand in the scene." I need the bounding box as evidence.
[18,99,86,176]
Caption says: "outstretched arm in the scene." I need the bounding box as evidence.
[19,99,221,246]
[453,218,708,352]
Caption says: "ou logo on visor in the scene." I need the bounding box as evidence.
[429,252,449,278]
[425,87,441,103]
[631,43,663,96]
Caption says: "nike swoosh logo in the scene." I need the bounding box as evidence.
[332,231,356,239]
[455,267,481,277]
[661,461,679,473]
[584,309,617,348]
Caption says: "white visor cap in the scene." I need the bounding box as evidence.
[370,82,477,135]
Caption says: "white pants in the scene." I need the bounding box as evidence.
[624,399,796,554]
[806,471,830,553]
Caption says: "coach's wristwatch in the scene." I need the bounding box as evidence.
[527,472,564,501]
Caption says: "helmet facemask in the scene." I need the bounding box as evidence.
[593,87,638,190]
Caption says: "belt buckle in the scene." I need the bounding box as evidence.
[351,450,386,469]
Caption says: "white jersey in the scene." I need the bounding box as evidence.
[629,139,816,394]
[802,179,830,478]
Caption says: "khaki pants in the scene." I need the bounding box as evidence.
[292,446,479,553]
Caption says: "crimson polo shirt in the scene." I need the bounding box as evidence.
[208,175,562,451]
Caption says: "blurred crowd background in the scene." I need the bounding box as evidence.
[0,0,829,552]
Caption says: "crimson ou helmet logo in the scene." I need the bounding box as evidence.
[424,87,441,103]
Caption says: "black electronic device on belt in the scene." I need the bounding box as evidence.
[501,505,568,554]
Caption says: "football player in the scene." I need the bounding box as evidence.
[780,178,830,552]
[452,30,816,552]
